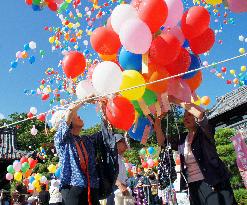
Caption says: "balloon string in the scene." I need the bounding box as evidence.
[0,53,246,129]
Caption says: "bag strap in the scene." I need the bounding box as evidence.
[74,139,92,205]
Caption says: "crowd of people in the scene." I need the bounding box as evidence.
[1,95,238,205]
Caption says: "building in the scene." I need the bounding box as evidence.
[0,127,31,189]
[208,86,247,135]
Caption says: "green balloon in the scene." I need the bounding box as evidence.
[40,50,45,56]
[32,0,41,6]
[143,89,157,106]
[21,162,30,173]
[132,101,143,116]
[60,2,69,11]
[7,165,15,174]
[139,148,146,155]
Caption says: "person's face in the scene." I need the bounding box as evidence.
[117,140,128,155]
[71,113,84,129]
[183,111,196,130]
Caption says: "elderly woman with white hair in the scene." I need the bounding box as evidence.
[53,98,117,205]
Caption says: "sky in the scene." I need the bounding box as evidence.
[0,0,247,128]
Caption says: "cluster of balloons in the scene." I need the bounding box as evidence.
[6,157,38,182]
[37,146,48,161]
[48,164,61,178]
[10,41,37,71]
[124,161,142,178]
[139,147,159,170]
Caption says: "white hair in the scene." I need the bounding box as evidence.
[50,110,66,130]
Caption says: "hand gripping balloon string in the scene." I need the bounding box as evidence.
[0,53,247,129]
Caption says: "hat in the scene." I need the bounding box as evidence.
[114,134,125,143]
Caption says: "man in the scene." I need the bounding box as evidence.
[53,98,112,205]
[38,185,50,205]
[107,134,131,205]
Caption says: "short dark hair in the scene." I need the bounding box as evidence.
[41,184,46,191]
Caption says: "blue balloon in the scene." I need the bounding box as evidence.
[29,56,36,64]
[55,167,61,178]
[32,4,42,11]
[182,54,201,79]
[183,39,190,48]
[119,47,142,71]
[29,176,35,183]
[24,44,30,51]
[128,116,152,142]
[147,147,155,155]
[11,61,18,68]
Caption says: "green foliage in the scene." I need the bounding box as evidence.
[233,189,247,205]
[214,128,236,146]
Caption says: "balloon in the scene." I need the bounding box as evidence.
[189,28,215,55]
[32,4,42,11]
[25,0,32,5]
[205,0,222,5]
[31,125,38,136]
[129,116,152,141]
[62,51,86,79]
[24,43,30,51]
[132,101,144,116]
[92,61,122,95]
[40,176,47,184]
[13,161,22,172]
[25,169,32,178]
[14,172,22,182]
[29,41,36,49]
[42,94,50,101]
[30,107,37,115]
[98,53,117,62]
[147,71,169,94]
[11,61,18,69]
[168,78,192,102]
[20,157,28,164]
[164,0,184,28]
[181,6,210,40]
[139,148,146,155]
[227,0,247,13]
[76,80,96,99]
[6,173,13,181]
[21,162,30,173]
[131,0,142,9]
[119,18,152,54]
[142,89,157,106]
[28,158,37,169]
[29,56,35,64]
[164,48,191,76]
[147,159,154,168]
[182,54,201,79]
[55,167,61,178]
[119,47,142,72]
[106,96,135,130]
[184,71,202,91]
[106,17,113,30]
[48,2,58,11]
[37,113,46,122]
[149,34,181,66]
[16,51,22,59]
[163,26,185,46]
[23,179,29,186]
[142,161,148,168]
[48,164,57,173]
[111,4,138,34]
[147,147,155,155]
[120,70,146,100]
[7,165,15,174]
[90,27,121,55]
[137,0,168,33]
[200,96,211,106]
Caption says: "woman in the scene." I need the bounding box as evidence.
[153,96,236,205]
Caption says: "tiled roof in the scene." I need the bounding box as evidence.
[0,127,31,160]
[208,86,247,119]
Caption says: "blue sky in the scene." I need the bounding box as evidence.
[0,0,247,128]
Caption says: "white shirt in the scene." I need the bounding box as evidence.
[49,187,62,204]
[117,155,128,185]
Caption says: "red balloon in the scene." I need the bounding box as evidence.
[42,94,50,101]
[62,51,86,79]
[90,27,121,55]
[28,158,37,169]
[27,112,34,119]
[137,0,168,33]
[181,6,210,40]
[164,48,191,76]
[149,34,181,66]
[37,113,46,122]
[131,0,142,9]
[106,96,135,131]
[48,2,58,11]
[189,28,215,54]
[25,0,32,5]
[20,157,28,164]
[142,161,148,168]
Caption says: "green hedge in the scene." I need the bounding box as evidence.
[234,189,247,205]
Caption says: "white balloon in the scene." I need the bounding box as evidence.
[83,40,88,46]
[76,80,96,100]
[31,125,38,136]
[111,4,138,34]
[30,107,38,115]
[92,61,123,95]
[239,35,245,41]
[40,176,47,184]
[29,41,36,50]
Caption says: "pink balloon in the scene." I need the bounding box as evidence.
[54,0,63,4]
[6,173,13,181]
[13,161,22,172]
[147,159,154,168]
[164,0,184,28]
[16,51,22,59]
[227,0,247,13]
[163,26,185,46]
[168,78,191,103]
[119,18,152,54]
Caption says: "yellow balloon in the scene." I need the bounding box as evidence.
[200,96,211,106]
[205,0,222,5]
[49,37,55,44]
[14,172,22,182]
[48,164,56,174]
[241,66,246,72]
[32,180,40,188]
[191,96,201,106]
[230,70,235,75]
[34,173,42,181]
[239,48,245,54]
[65,0,72,3]
[120,70,146,100]
[68,23,74,29]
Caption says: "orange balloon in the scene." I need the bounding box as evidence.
[98,53,117,61]
[22,51,28,59]
[146,70,169,94]
[24,169,32,178]
[200,96,210,106]
[184,70,202,91]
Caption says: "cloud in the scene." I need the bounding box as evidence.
[0,113,5,120]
